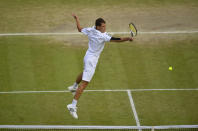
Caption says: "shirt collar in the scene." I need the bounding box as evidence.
[93,26,106,34]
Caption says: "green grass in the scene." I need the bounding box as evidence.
[0,0,198,129]
[0,92,135,125]
[0,35,198,127]
[0,36,85,91]
[93,35,198,90]
[133,91,198,125]
[1,35,198,91]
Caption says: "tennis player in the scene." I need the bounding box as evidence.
[67,14,133,119]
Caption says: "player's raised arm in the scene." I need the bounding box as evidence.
[72,14,83,32]
[110,37,133,42]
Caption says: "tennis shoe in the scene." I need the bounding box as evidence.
[68,85,78,95]
[67,104,78,119]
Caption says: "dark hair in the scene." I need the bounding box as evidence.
[95,18,106,27]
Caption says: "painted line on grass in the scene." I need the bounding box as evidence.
[0,125,198,129]
[111,30,198,35]
[0,88,198,94]
[127,90,141,131]
[0,30,198,36]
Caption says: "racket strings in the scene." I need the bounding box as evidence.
[129,23,137,37]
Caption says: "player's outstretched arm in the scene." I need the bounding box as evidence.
[110,37,133,42]
[72,14,83,32]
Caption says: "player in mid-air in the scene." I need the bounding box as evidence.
[67,14,133,119]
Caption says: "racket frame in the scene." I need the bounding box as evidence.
[129,22,138,37]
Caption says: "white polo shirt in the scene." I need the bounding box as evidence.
[81,26,111,57]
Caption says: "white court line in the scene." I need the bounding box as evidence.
[0,88,198,94]
[127,90,141,131]
[0,32,81,36]
[0,30,198,36]
[0,125,197,129]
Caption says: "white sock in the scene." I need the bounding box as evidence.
[73,82,78,89]
[72,99,77,107]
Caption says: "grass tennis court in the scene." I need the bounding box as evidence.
[0,35,198,127]
[0,0,198,130]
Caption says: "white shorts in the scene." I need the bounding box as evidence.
[82,54,99,82]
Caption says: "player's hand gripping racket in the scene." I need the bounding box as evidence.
[129,23,137,37]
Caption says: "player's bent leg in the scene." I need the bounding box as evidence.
[74,80,89,100]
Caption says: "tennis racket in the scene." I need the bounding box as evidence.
[129,22,137,37]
